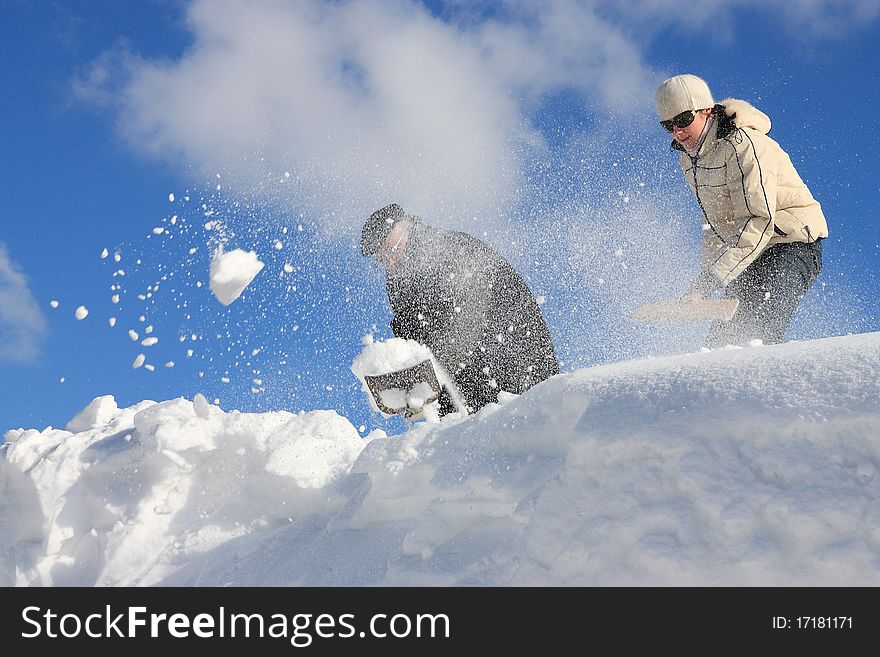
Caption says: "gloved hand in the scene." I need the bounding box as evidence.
[681,271,717,303]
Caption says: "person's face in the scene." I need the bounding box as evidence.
[376,222,410,271]
[663,108,712,150]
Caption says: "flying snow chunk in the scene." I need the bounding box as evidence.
[208,247,265,306]
[132,354,145,369]
[75,305,89,320]
[168,193,175,202]
[49,300,59,309]
[100,248,109,259]
[141,337,159,347]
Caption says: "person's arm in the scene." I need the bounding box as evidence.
[683,130,778,300]
[709,130,778,286]
[427,265,492,370]
[389,261,491,371]
[388,273,439,345]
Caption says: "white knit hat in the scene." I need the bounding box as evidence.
[655,74,715,121]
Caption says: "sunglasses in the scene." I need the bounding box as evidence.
[660,110,697,133]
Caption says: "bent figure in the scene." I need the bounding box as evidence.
[361,204,559,414]
[656,74,828,347]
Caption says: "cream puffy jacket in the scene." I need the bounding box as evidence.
[675,98,828,288]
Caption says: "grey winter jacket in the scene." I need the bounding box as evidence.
[385,223,559,411]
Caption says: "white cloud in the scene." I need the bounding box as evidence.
[0,243,47,363]
[78,0,656,233]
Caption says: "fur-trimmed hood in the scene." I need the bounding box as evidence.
[719,98,772,134]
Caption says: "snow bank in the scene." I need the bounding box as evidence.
[1,395,366,586]
[208,246,264,306]
[3,332,880,586]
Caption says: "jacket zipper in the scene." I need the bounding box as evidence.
[691,154,724,242]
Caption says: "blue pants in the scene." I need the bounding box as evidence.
[706,239,823,348]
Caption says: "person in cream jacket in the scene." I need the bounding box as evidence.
[656,74,827,347]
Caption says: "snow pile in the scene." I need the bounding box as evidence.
[3,332,880,586]
[208,246,265,306]
[1,395,367,586]
[351,337,436,378]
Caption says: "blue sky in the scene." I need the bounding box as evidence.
[2,0,879,435]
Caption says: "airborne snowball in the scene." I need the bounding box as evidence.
[208,246,265,306]
[75,305,89,320]
[50,299,59,309]
[132,354,145,369]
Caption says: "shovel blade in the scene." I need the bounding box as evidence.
[630,298,740,322]
[364,359,443,416]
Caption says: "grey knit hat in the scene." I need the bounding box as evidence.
[655,74,715,121]
[361,203,410,257]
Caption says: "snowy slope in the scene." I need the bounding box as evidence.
[3,333,880,586]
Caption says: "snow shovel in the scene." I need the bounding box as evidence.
[364,359,444,420]
[630,298,739,322]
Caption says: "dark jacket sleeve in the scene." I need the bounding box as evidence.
[388,265,491,372]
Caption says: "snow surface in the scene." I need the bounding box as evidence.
[208,246,265,306]
[2,332,880,586]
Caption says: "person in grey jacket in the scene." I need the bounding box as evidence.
[656,74,828,347]
[361,203,559,414]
